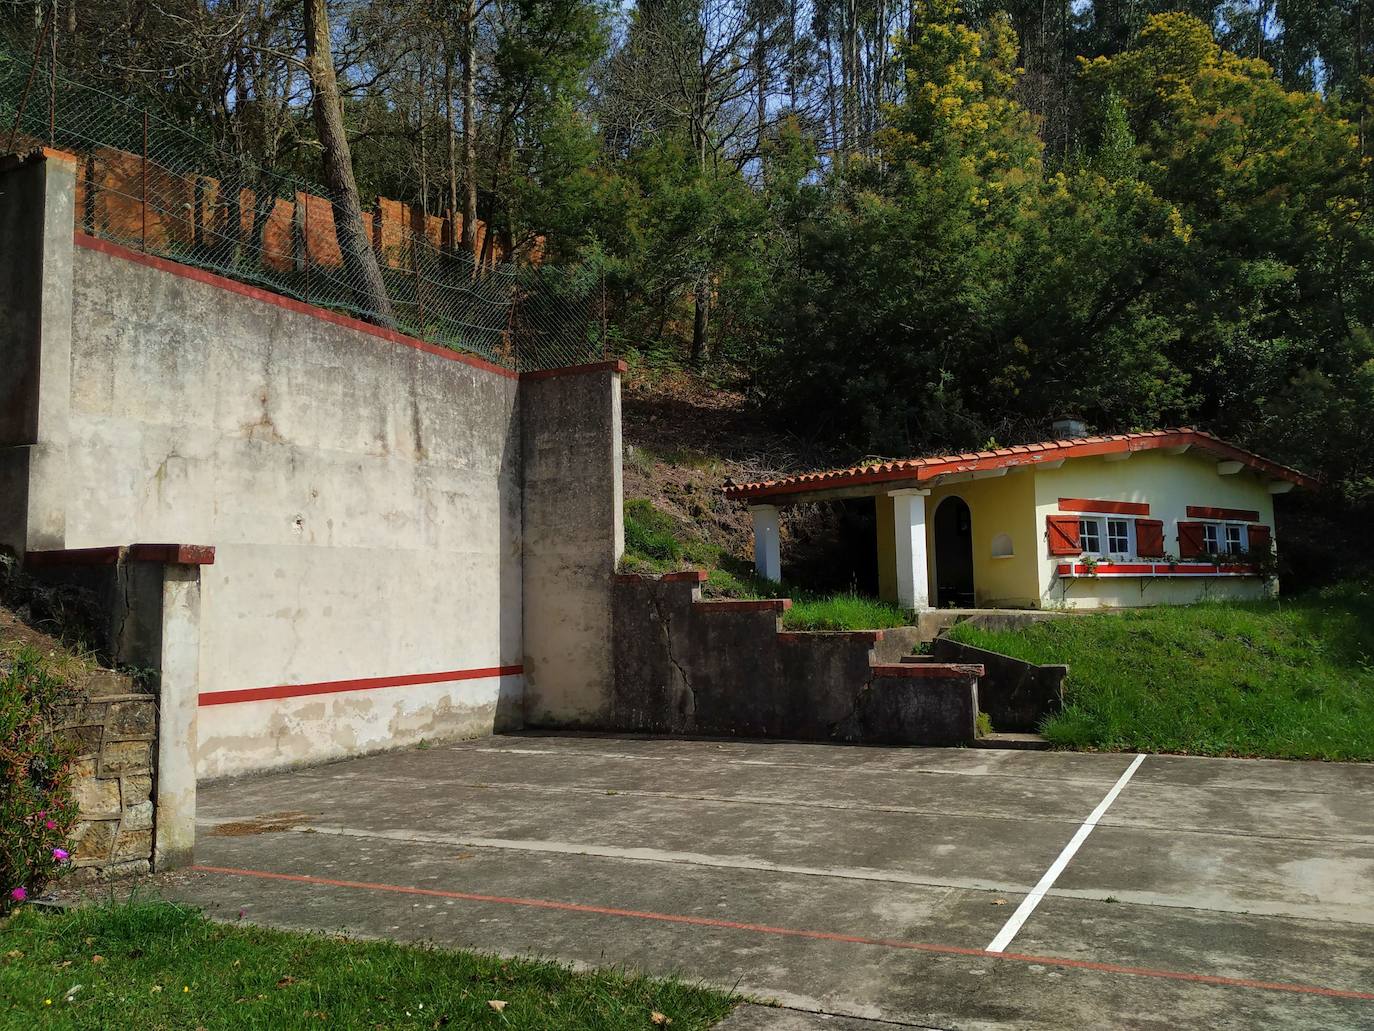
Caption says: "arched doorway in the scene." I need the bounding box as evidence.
[933,496,975,608]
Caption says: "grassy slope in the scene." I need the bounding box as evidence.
[0,902,736,1030]
[624,498,912,630]
[946,584,1374,760]
[619,370,915,631]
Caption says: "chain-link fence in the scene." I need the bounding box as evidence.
[0,46,607,372]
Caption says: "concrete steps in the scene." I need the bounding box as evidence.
[971,732,1052,751]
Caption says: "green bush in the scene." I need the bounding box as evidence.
[1,649,78,911]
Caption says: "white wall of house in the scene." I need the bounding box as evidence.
[1032,450,1279,609]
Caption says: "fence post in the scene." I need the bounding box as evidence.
[600,270,608,359]
[141,110,148,252]
[303,192,311,305]
[47,36,55,145]
[411,235,424,333]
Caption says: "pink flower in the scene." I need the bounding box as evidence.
[52,848,69,862]
[36,811,47,819]
[10,887,26,902]
[43,820,56,831]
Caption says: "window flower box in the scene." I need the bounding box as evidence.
[1055,561,1260,579]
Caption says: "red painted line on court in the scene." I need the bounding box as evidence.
[198,665,523,706]
[191,864,1374,1003]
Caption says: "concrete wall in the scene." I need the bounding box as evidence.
[521,365,625,727]
[64,240,525,778]
[611,573,982,745]
[0,151,75,556]
[1032,450,1277,609]
[929,637,1065,732]
[1,151,626,781]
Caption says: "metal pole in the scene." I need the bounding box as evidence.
[412,236,424,332]
[303,194,311,305]
[141,110,148,252]
[600,270,608,358]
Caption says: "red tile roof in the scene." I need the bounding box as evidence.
[722,428,1319,502]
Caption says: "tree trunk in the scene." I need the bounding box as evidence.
[691,274,710,367]
[444,49,459,251]
[842,0,857,153]
[303,0,395,326]
[460,0,479,258]
[756,6,767,150]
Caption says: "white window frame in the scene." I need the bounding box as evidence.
[1078,516,1134,559]
[1224,523,1246,556]
[1106,518,1131,556]
[1202,523,1219,554]
[1078,518,1102,556]
[1201,521,1248,557]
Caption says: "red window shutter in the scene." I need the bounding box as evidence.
[1177,521,1206,559]
[1046,515,1081,556]
[1247,524,1272,556]
[1135,519,1165,558]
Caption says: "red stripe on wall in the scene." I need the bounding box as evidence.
[199,665,523,707]
[1186,505,1260,521]
[1058,498,1150,515]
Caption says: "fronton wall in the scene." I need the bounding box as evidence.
[1,152,624,780]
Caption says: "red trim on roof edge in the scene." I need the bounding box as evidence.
[660,570,709,582]
[520,359,627,381]
[777,630,885,643]
[24,547,122,568]
[128,543,216,565]
[724,429,1318,501]
[25,544,216,568]
[74,233,521,381]
[871,663,985,679]
[693,598,792,612]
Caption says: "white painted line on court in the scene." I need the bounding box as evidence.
[986,752,1146,954]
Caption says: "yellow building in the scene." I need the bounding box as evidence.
[724,425,1318,610]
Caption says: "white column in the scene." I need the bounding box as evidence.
[751,504,782,582]
[154,565,201,871]
[890,489,931,610]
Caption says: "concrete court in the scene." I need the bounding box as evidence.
[160,733,1374,1029]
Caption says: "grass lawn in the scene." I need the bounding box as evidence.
[778,593,912,631]
[0,901,737,1030]
[945,583,1374,761]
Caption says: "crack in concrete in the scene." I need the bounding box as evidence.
[826,671,876,740]
[647,584,696,728]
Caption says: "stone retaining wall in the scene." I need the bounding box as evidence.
[53,674,156,878]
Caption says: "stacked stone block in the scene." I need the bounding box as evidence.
[51,671,156,879]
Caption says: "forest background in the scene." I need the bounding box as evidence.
[3,0,1371,583]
